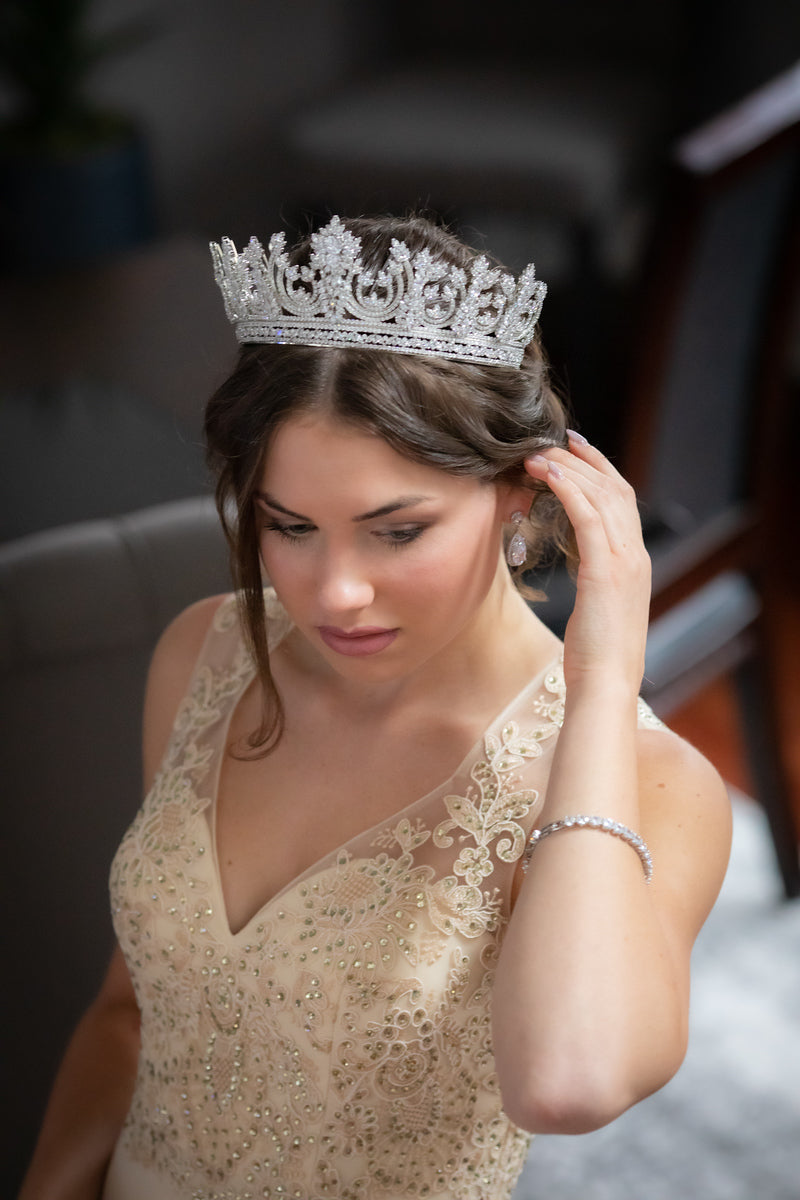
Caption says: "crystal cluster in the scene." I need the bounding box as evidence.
[211,216,546,368]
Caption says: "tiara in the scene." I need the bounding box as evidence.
[210,216,546,369]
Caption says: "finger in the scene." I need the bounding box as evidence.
[534,441,627,493]
[526,449,632,519]
[542,468,620,565]
[526,453,643,555]
[554,479,649,590]
[536,435,639,519]
[564,430,628,482]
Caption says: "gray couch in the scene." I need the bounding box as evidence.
[0,495,231,1190]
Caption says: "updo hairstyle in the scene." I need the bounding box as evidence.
[205,214,573,751]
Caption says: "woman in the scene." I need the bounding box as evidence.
[20,215,731,1200]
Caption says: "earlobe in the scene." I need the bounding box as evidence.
[496,476,534,522]
[503,483,534,527]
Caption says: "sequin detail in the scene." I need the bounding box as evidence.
[108,596,661,1199]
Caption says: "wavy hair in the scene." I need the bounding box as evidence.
[205,215,572,752]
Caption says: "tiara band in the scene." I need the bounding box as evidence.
[210,216,546,369]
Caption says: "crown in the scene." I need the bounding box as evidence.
[210,216,546,368]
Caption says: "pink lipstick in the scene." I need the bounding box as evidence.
[318,625,398,657]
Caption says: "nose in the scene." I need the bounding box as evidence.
[315,549,375,615]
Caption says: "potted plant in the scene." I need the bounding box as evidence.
[0,0,157,271]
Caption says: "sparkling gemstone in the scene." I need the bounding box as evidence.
[507,532,527,567]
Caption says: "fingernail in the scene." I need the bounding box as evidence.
[530,454,548,466]
[548,461,564,479]
[567,429,588,444]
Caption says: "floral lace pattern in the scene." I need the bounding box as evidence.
[107,594,662,1200]
[433,718,557,887]
[530,659,666,732]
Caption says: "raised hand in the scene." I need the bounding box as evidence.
[524,431,651,695]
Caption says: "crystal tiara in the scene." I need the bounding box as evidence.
[210,216,546,369]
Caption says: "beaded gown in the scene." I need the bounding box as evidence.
[103,590,665,1200]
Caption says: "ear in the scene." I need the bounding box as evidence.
[498,479,535,524]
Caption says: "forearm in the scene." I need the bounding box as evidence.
[492,684,684,1132]
[19,997,140,1200]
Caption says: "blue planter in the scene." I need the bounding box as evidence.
[0,130,156,271]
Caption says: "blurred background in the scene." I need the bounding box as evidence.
[1,0,799,497]
[1,0,799,1194]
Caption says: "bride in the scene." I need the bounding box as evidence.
[20,214,731,1200]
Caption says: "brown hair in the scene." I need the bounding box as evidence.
[205,215,572,751]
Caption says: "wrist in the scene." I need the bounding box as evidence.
[563,676,641,722]
[522,814,653,882]
[563,649,645,700]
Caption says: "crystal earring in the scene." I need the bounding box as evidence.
[506,511,527,567]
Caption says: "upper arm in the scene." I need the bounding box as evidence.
[142,593,231,793]
[636,729,732,976]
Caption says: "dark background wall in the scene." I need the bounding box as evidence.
[76,0,799,237]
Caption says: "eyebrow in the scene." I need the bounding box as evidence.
[255,491,434,523]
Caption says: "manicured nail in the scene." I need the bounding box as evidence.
[548,461,564,479]
[567,429,588,444]
[530,454,548,466]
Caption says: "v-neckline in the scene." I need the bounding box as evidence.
[204,605,562,939]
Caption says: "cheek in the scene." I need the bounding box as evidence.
[257,530,276,576]
[257,535,309,592]
[402,522,500,605]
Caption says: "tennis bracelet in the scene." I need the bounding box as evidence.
[521,814,653,882]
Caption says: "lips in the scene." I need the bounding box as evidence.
[318,625,398,657]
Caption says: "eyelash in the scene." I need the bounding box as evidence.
[260,519,313,543]
[381,526,426,549]
[260,519,426,549]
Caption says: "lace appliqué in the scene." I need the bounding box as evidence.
[530,658,668,733]
[433,718,553,884]
[109,618,569,1200]
[115,812,533,1199]
[110,613,254,928]
[531,661,568,726]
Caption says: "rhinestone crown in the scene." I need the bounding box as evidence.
[210,216,546,369]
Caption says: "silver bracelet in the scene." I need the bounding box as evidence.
[521,814,653,882]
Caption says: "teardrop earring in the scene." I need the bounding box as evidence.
[506,511,527,567]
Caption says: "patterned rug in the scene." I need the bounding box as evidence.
[513,792,800,1200]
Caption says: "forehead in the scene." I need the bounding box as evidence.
[259,415,487,508]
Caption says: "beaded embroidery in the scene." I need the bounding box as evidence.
[108,594,663,1199]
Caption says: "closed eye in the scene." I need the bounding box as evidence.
[260,518,315,542]
[376,525,427,548]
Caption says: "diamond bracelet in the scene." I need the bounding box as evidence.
[521,815,653,882]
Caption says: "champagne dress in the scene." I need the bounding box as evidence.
[103,590,665,1200]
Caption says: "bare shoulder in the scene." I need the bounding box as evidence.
[636,727,733,942]
[142,594,232,790]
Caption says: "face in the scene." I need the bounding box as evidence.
[255,414,519,684]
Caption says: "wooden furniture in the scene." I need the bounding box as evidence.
[623,65,800,896]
